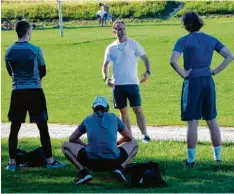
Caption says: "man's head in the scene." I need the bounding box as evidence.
[112,20,126,41]
[181,11,204,32]
[15,20,32,41]
[92,96,109,114]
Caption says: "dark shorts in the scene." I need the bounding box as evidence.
[181,76,217,121]
[113,85,141,109]
[77,147,128,172]
[8,89,48,123]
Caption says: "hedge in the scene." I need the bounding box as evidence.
[175,1,234,17]
[1,1,178,21]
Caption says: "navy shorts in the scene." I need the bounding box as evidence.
[181,76,217,121]
[77,147,128,172]
[113,85,141,109]
[8,89,48,123]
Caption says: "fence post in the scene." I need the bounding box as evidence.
[57,0,64,37]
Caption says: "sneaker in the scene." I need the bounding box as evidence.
[46,160,67,169]
[183,159,195,168]
[142,135,151,143]
[5,163,17,171]
[113,169,127,182]
[74,169,93,184]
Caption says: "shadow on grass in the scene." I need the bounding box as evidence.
[1,139,234,193]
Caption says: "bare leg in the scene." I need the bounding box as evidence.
[118,139,138,168]
[119,107,132,135]
[206,118,221,160]
[132,106,148,136]
[206,119,221,146]
[62,142,85,170]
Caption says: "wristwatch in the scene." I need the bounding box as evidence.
[103,76,108,82]
[146,70,151,75]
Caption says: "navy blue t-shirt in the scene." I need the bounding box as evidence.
[173,32,225,77]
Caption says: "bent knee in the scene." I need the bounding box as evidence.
[62,141,70,150]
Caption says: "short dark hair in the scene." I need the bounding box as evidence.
[112,19,125,30]
[15,20,31,38]
[181,12,204,32]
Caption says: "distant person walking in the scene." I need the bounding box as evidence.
[102,20,151,143]
[5,20,66,171]
[170,12,234,167]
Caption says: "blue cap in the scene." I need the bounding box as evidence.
[93,96,109,108]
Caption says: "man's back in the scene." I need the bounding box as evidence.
[5,42,45,90]
[174,32,224,77]
[79,112,125,160]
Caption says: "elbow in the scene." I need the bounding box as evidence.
[170,61,176,67]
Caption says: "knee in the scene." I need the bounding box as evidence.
[132,106,142,114]
[62,141,70,151]
[120,108,128,117]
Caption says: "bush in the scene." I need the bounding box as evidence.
[175,1,234,17]
[1,1,178,21]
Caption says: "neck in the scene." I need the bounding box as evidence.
[118,37,127,43]
[18,36,29,42]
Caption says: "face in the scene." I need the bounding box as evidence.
[113,23,126,40]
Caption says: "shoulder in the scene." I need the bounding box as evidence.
[107,40,118,48]
[5,44,15,55]
[127,38,139,45]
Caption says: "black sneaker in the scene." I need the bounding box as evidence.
[113,169,127,182]
[74,169,93,184]
[142,135,151,143]
[183,159,195,168]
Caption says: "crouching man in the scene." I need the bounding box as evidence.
[62,96,138,184]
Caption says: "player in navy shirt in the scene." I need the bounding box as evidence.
[170,12,234,167]
[5,20,66,171]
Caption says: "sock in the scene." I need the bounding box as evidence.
[213,146,221,161]
[187,148,196,163]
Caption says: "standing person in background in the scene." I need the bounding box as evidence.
[102,20,151,143]
[96,2,112,27]
[170,12,234,167]
[5,20,66,171]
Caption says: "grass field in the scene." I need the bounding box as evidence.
[1,138,234,193]
[1,18,234,126]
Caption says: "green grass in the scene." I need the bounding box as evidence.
[1,18,234,126]
[1,138,234,193]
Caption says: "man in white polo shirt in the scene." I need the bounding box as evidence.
[102,19,151,142]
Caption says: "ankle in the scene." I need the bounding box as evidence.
[46,157,54,164]
[9,159,16,164]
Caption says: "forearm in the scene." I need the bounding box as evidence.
[39,66,46,79]
[102,63,109,79]
[117,136,132,145]
[144,58,151,72]
[170,62,184,78]
[69,138,87,147]
[214,56,234,75]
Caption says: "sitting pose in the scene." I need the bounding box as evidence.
[62,96,138,184]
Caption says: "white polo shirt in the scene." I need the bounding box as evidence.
[104,38,145,85]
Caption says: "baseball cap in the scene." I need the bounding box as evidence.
[93,96,109,108]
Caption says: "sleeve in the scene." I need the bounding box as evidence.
[173,38,185,53]
[135,41,145,57]
[37,47,45,67]
[78,119,87,134]
[104,46,112,62]
[117,116,126,132]
[214,37,225,53]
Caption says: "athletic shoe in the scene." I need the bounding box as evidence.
[5,163,17,171]
[74,169,93,184]
[183,159,195,168]
[46,160,67,169]
[142,135,151,143]
[113,169,127,182]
